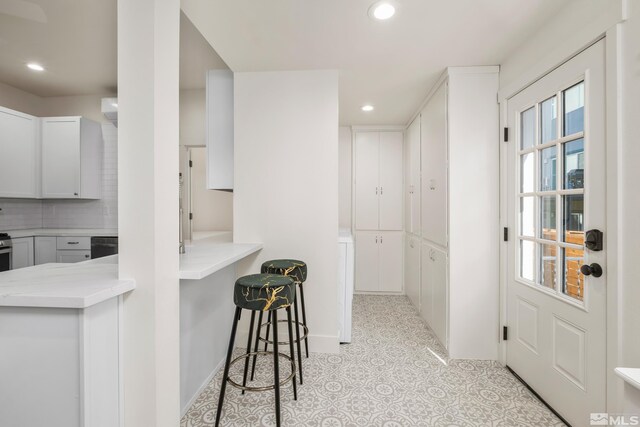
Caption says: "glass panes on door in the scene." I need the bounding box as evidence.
[517,80,586,301]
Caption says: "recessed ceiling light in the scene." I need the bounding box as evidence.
[26,62,45,71]
[361,105,374,112]
[369,1,396,20]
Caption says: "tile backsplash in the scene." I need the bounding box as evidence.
[0,123,118,231]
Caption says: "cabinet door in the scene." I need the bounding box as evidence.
[430,246,447,348]
[420,243,433,326]
[404,235,420,310]
[354,231,379,292]
[35,237,57,265]
[0,108,39,198]
[379,231,403,293]
[421,83,448,247]
[354,132,380,230]
[378,132,403,231]
[12,237,34,269]
[408,118,421,235]
[42,118,81,198]
[57,250,91,263]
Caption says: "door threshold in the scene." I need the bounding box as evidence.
[507,366,572,427]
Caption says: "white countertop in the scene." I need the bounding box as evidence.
[179,237,263,280]
[615,367,640,391]
[0,262,134,309]
[3,228,118,238]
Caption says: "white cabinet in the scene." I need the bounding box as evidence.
[355,231,403,293]
[206,69,234,191]
[35,236,57,265]
[406,117,421,235]
[41,117,102,199]
[420,83,448,247]
[405,235,420,311]
[420,242,447,349]
[405,67,499,360]
[354,131,403,231]
[0,107,40,198]
[11,237,34,269]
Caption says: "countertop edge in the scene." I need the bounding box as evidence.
[179,243,263,280]
[615,367,640,391]
[0,279,136,309]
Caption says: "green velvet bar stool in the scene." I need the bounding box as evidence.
[251,259,309,385]
[215,273,297,427]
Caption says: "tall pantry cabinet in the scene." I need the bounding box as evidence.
[405,67,499,360]
[353,131,403,293]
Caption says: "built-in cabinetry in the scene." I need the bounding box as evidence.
[353,130,403,293]
[0,107,40,198]
[41,117,102,199]
[12,237,34,269]
[35,237,57,265]
[206,70,234,191]
[404,67,499,360]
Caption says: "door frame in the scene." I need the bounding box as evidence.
[498,28,623,413]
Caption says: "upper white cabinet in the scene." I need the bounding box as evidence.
[406,117,421,235]
[206,69,234,191]
[0,107,40,198]
[354,131,403,231]
[420,83,448,247]
[41,117,102,199]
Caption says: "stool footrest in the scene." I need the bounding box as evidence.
[258,320,309,345]
[226,351,296,392]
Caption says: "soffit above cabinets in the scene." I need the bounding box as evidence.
[182,0,572,126]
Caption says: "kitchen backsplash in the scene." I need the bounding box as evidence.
[0,123,118,231]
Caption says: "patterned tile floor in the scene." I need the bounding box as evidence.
[181,295,565,427]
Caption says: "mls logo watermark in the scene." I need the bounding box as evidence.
[591,413,640,426]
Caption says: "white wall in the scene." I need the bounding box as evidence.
[338,126,352,229]
[234,70,340,353]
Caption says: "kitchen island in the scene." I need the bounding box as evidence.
[0,234,262,425]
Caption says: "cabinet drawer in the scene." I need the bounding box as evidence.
[57,236,90,250]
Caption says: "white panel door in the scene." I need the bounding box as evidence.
[354,132,380,230]
[405,235,420,310]
[506,41,606,426]
[35,237,57,265]
[11,237,34,269]
[379,231,403,293]
[379,132,403,231]
[42,118,81,198]
[0,108,39,198]
[408,118,421,235]
[421,83,448,247]
[430,245,448,349]
[354,231,379,292]
[420,242,433,326]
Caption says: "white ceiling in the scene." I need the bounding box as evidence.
[0,0,227,97]
[181,0,572,126]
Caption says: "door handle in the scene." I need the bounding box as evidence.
[580,263,603,278]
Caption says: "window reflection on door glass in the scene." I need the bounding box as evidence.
[540,146,557,191]
[521,107,535,150]
[563,194,584,246]
[540,196,556,241]
[521,153,534,193]
[563,82,584,136]
[540,96,557,144]
[563,138,584,189]
[520,197,535,237]
[563,247,584,301]
[540,243,557,289]
[520,240,535,282]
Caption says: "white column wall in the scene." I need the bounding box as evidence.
[117,0,180,425]
[234,70,340,354]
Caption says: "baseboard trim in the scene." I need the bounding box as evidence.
[181,358,225,418]
[236,331,340,354]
